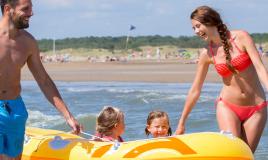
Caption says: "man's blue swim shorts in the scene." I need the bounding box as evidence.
[0,96,28,157]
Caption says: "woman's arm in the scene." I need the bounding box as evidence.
[175,49,211,134]
[239,31,268,91]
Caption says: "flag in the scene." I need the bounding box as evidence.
[130,25,136,31]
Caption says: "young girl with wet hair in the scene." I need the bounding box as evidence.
[95,106,125,142]
[176,6,268,153]
[145,110,172,138]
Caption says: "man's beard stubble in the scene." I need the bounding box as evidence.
[13,16,29,29]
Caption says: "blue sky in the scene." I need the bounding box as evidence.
[28,0,268,39]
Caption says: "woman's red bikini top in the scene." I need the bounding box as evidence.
[209,38,252,77]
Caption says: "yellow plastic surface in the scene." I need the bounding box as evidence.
[22,127,254,160]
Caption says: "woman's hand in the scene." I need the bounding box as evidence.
[175,124,185,135]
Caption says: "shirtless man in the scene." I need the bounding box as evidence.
[0,0,81,159]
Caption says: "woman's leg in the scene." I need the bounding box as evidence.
[216,101,242,138]
[242,107,267,153]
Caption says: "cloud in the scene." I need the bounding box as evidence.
[38,0,74,8]
[144,1,176,16]
[30,0,268,39]
[79,11,98,19]
[155,3,176,15]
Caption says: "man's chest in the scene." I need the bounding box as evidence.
[0,42,29,68]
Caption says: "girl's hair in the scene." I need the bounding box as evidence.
[96,106,124,136]
[145,110,172,136]
[191,6,237,74]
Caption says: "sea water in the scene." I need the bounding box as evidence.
[22,81,267,159]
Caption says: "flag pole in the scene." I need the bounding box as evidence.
[125,32,130,51]
[125,25,136,53]
[53,38,56,55]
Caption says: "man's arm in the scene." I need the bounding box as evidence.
[26,34,81,134]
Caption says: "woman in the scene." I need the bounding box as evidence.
[175,6,267,153]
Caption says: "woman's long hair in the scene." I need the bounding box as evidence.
[191,6,237,74]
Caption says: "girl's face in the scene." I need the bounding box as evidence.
[147,117,169,138]
[191,19,216,42]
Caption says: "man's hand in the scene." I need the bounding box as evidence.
[66,116,83,135]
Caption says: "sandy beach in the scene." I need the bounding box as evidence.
[21,58,268,83]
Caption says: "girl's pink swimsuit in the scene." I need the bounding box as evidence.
[95,133,124,142]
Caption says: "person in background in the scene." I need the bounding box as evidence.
[258,44,264,56]
[176,6,268,153]
[145,110,172,138]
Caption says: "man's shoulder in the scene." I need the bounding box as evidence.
[19,30,36,42]
[18,30,39,55]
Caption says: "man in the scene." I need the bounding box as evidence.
[0,0,81,159]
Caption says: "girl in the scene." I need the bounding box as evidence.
[95,106,125,142]
[176,6,268,153]
[145,111,172,138]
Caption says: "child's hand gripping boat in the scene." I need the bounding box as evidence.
[22,127,254,160]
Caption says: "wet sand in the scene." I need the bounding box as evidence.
[21,58,268,83]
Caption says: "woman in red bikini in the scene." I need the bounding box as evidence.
[175,6,267,153]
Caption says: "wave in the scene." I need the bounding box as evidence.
[26,110,63,128]
[26,110,97,132]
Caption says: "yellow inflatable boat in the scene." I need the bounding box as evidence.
[22,127,253,160]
